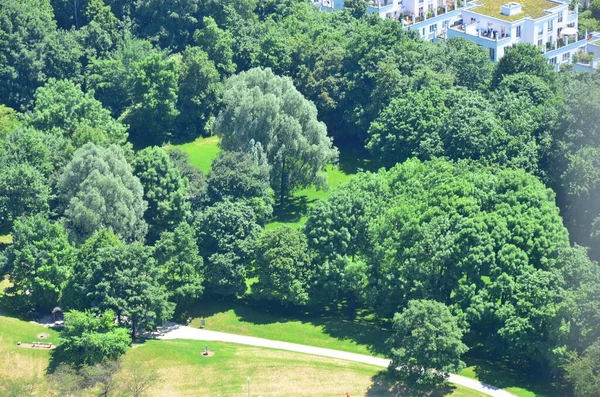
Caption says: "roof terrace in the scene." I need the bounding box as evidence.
[468,0,560,21]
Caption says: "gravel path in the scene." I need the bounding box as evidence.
[158,325,517,397]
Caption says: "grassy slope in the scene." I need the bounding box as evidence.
[167,135,221,173]
[188,300,391,358]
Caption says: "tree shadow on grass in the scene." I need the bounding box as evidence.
[365,371,458,397]
[462,345,566,396]
[187,298,391,357]
[270,195,311,224]
[336,141,377,175]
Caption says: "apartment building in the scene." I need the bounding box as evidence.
[315,0,597,66]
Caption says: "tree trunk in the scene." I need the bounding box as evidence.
[279,157,286,207]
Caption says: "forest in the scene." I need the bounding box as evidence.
[1,0,600,395]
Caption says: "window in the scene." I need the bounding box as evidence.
[422,27,426,36]
[442,20,449,29]
[516,25,521,37]
[489,48,495,61]
[562,52,570,61]
[550,57,557,64]
[538,39,543,47]
[548,36,553,45]
[558,12,563,23]
[430,23,437,32]
[538,25,544,36]
[428,3,433,10]
[548,20,553,32]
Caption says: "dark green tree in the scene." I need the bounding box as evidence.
[252,226,312,306]
[4,214,76,310]
[566,341,600,397]
[195,200,262,297]
[343,0,367,18]
[133,146,190,242]
[492,44,554,87]
[194,16,236,76]
[388,299,468,387]
[55,310,131,366]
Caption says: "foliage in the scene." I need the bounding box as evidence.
[55,310,131,366]
[177,46,222,141]
[133,146,190,242]
[195,200,262,297]
[214,67,338,205]
[252,226,313,306]
[207,150,274,223]
[565,341,600,397]
[344,0,367,19]
[27,79,128,145]
[154,222,204,314]
[493,44,553,87]
[3,214,76,310]
[388,299,468,386]
[0,164,50,230]
[66,242,174,337]
[57,143,148,244]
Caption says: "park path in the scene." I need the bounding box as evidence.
[158,325,516,397]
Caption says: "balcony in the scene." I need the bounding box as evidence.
[401,1,458,26]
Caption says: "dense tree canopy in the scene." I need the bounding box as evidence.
[214,67,338,205]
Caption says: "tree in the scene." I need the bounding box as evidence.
[366,88,446,167]
[55,310,131,366]
[57,143,148,244]
[444,37,493,91]
[76,242,174,338]
[122,52,180,146]
[492,44,554,87]
[0,164,51,231]
[387,299,468,387]
[176,47,222,141]
[214,67,338,205]
[133,146,190,242]
[0,105,21,139]
[168,148,207,209]
[61,229,123,311]
[343,0,367,19]
[27,79,128,145]
[154,222,204,314]
[195,200,262,297]
[206,150,274,223]
[565,341,600,397]
[252,226,312,306]
[4,214,76,310]
[194,16,236,76]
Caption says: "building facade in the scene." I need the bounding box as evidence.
[315,0,598,66]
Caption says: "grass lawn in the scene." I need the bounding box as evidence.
[0,233,12,244]
[166,135,221,173]
[188,300,391,358]
[126,339,487,397]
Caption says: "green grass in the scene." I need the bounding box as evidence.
[167,135,221,173]
[0,234,12,244]
[188,300,391,358]
[471,0,555,21]
[126,339,487,397]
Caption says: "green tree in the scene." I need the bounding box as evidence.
[206,150,274,223]
[154,222,204,314]
[168,149,207,209]
[78,242,174,338]
[195,200,262,297]
[492,44,554,87]
[343,0,367,18]
[565,341,600,397]
[57,143,148,244]
[176,47,222,140]
[252,226,312,306]
[4,214,76,310]
[55,310,131,366]
[0,164,51,231]
[122,52,180,146]
[215,67,338,205]
[27,79,128,144]
[194,16,236,76]
[387,299,468,387]
[133,146,190,242]
[0,106,21,139]
[444,37,493,91]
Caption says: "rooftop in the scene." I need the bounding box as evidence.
[468,0,558,21]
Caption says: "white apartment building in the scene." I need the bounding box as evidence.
[315,0,599,67]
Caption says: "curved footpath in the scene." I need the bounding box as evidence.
[158,325,516,397]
